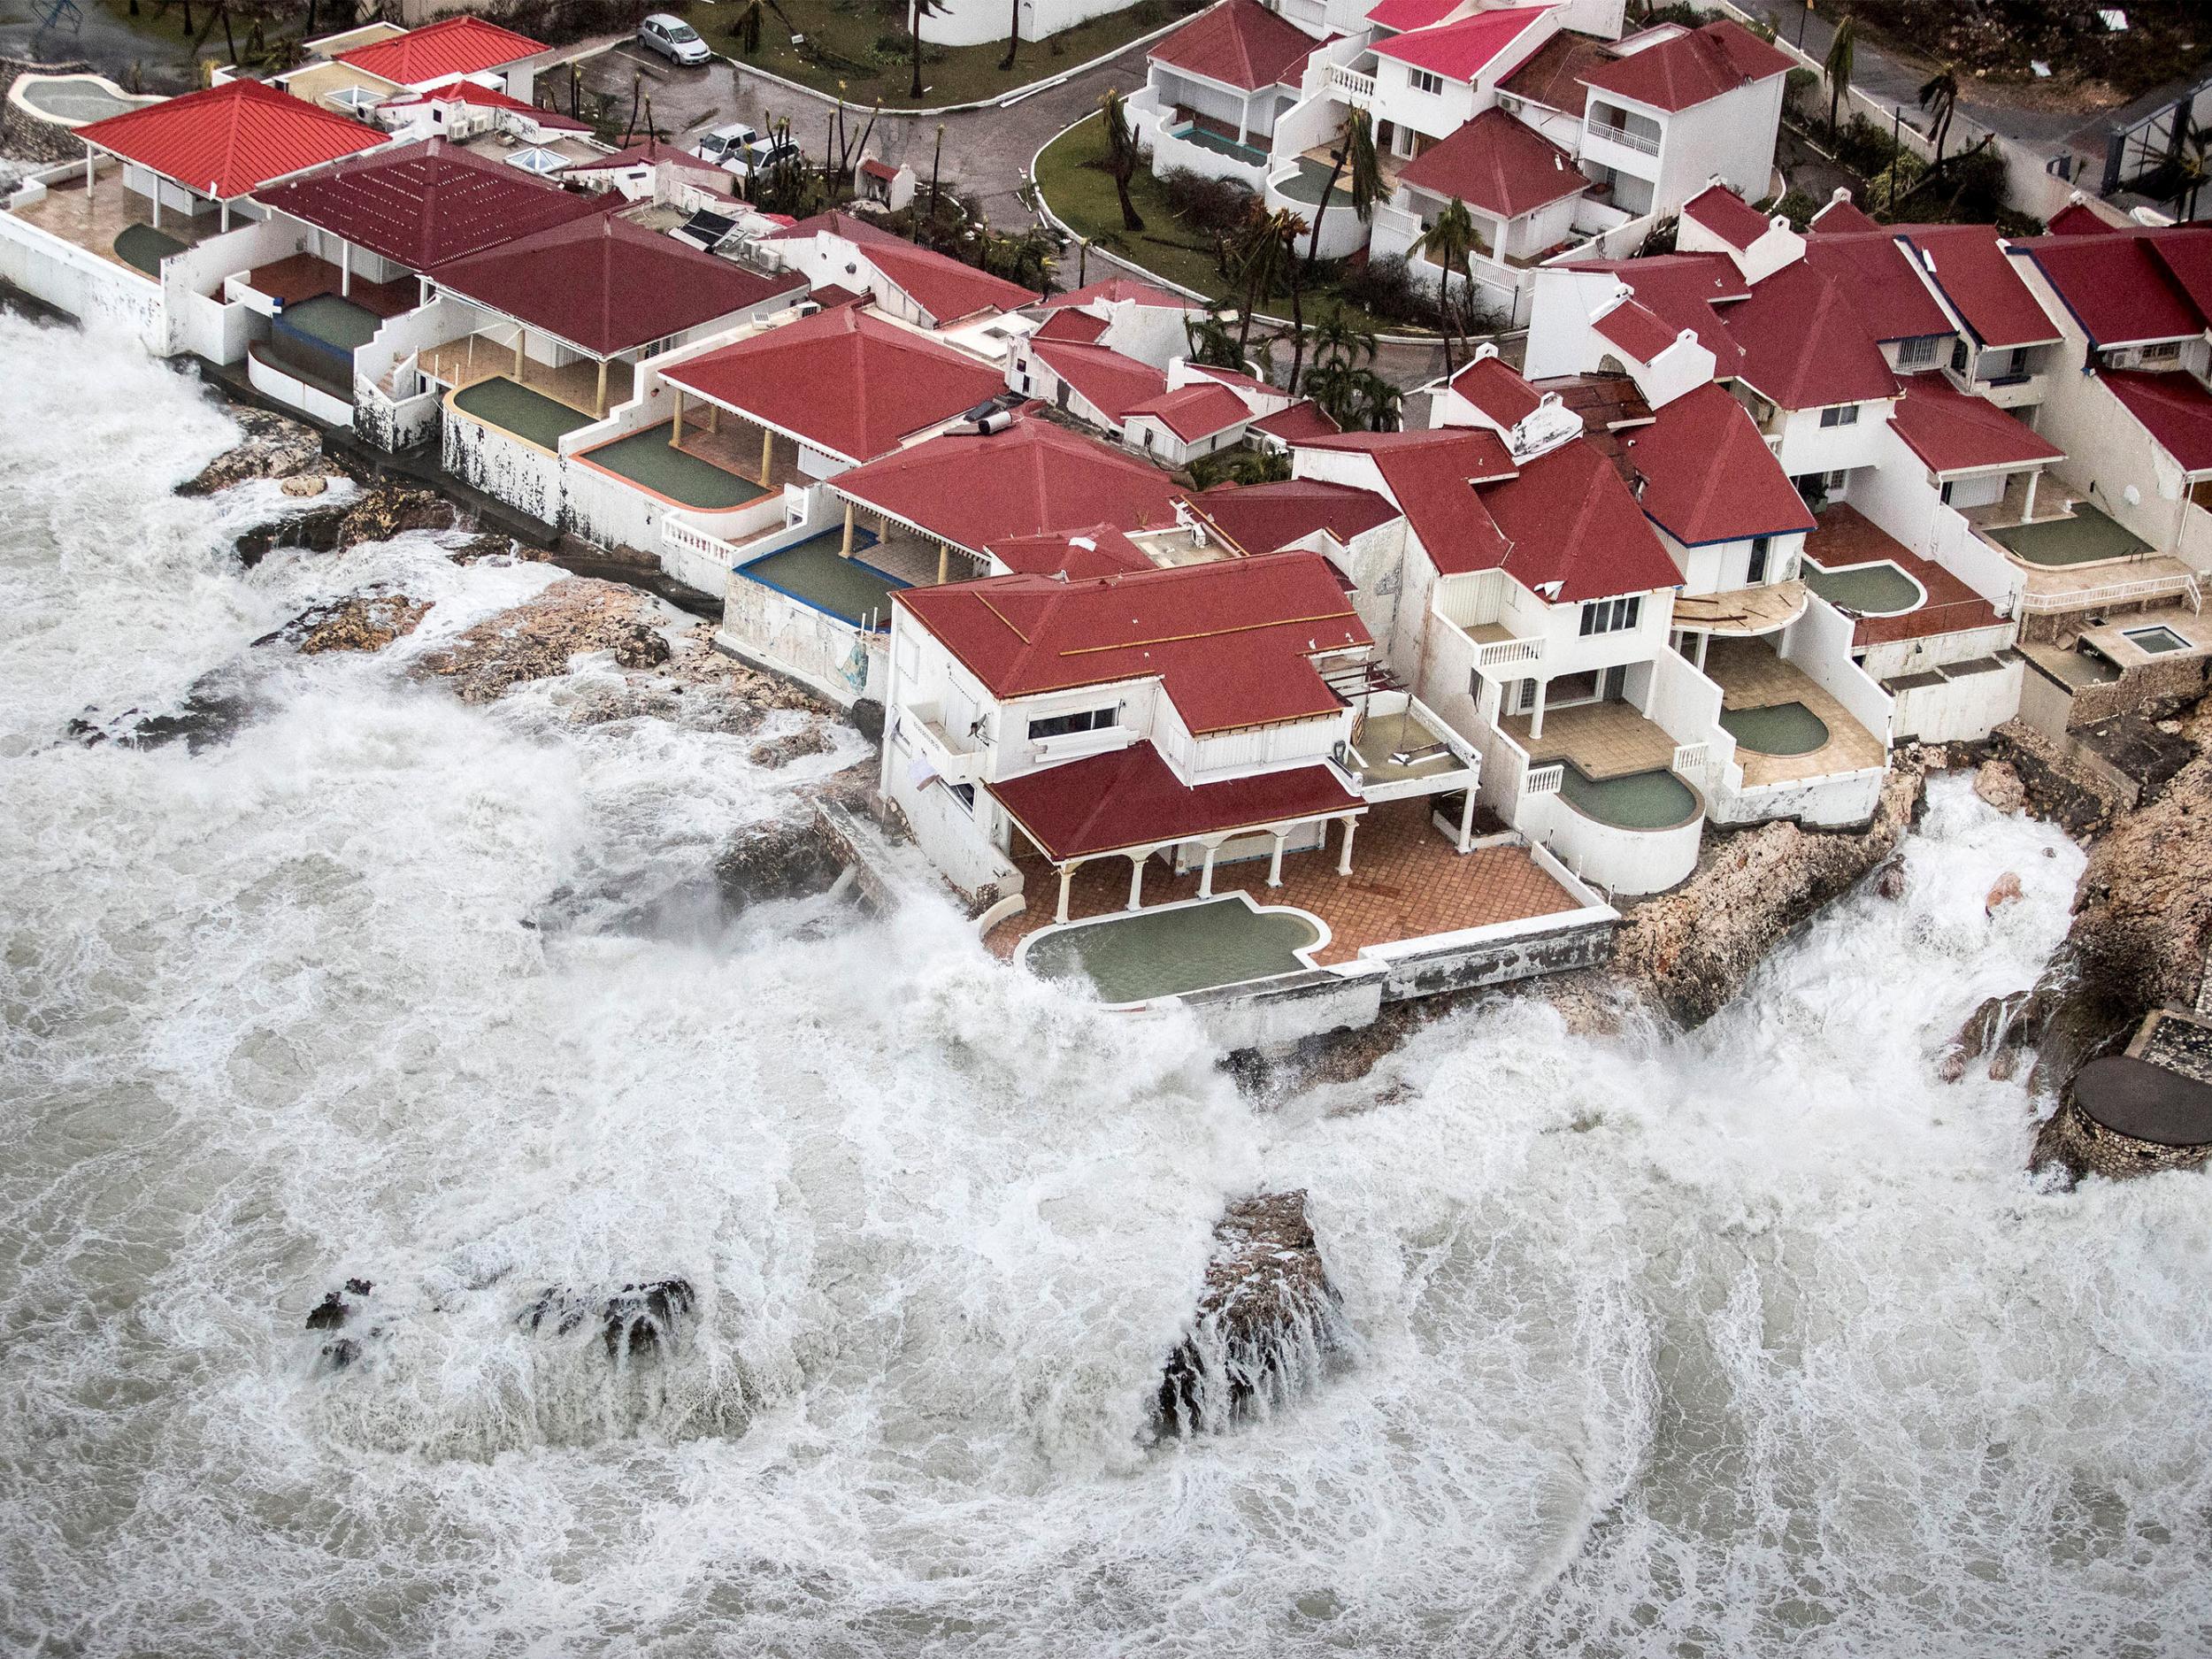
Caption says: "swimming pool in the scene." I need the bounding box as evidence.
[450,377,595,449]
[738,531,903,628]
[1803,557,1924,616]
[1987,503,2149,567]
[2124,625,2190,655]
[1721,702,1832,757]
[1556,763,1701,831]
[1021,895,1322,1005]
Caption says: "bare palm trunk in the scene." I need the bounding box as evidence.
[999,0,1018,73]
[1286,283,1305,395]
[1437,268,1455,380]
[1303,154,1345,272]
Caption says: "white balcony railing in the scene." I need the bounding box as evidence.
[1327,64,1376,107]
[1586,119,1661,156]
[2016,572,2201,614]
[1476,635,1544,670]
[1525,763,1564,796]
[1671,742,1709,780]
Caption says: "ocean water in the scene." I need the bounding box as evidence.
[2,314,2208,1657]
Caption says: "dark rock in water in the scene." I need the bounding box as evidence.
[415,577,670,703]
[849,697,886,744]
[1939,989,2043,1082]
[747,723,835,769]
[177,408,325,496]
[336,484,457,547]
[1156,1191,1348,1437]
[1870,856,1908,902]
[319,1337,362,1371]
[449,532,552,565]
[69,664,259,753]
[305,1291,350,1332]
[523,1278,695,1360]
[235,501,349,566]
[306,1279,376,1366]
[714,816,848,911]
[343,1277,373,1296]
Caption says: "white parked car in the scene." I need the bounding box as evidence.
[638,13,710,65]
[690,120,761,171]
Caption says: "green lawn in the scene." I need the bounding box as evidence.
[719,0,1194,110]
[1033,113,1409,336]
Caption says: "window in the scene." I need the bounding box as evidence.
[1027,707,1116,741]
[1950,337,1970,375]
[1747,534,1770,584]
[2005,346,2032,374]
[505,147,567,175]
[1409,68,1444,96]
[1897,334,1939,368]
[1939,480,1954,505]
[1578,594,1642,636]
[1818,403,1861,428]
[2141,341,2182,364]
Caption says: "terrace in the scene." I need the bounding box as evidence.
[1701,636,1886,787]
[419,333,634,417]
[985,795,1583,976]
[1502,697,1702,833]
[735,529,913,630]
[1803,504,2001,647]
[10,166,225,274]
[576,420,777,511]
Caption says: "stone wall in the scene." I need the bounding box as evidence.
[1,61,94,165]
[2062,653,2212,730]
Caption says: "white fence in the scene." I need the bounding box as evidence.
[718,571,887,709]
[0,176,164,348]
[1782,596,1898,747]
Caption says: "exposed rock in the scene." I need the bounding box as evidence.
[255,592,432,656]
[336,483,455,546]
[748,723,835,769]
[448,531,552,565]
[1871,855,1909,901]
[1985,872,2024,914]
[1600,756,1929,1029]
[280,474,329,498]
[714,813,850,910]
[1973,759,2025,815]
[1157,1191,1348,1437]
[1986,719,2130,836]
[234,501,350,566]
[178,408,325,495]
[65,663,260,753]
[1939,988,2042,1082]
[849,696,886,744]
[304,1277,375,1369]
[523,1278,695,1359]
[414,577,672,703]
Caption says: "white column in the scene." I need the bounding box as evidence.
[1529,677,1548,741]
[1265,830,1288,888]
[219,199,230,233]
[2023,468,2039,523]
[1198,841,1218,898]
[84,142,94,194]
[1457,783,1477,853]
[340,240,350,298]
[1336,816,1358,877]
[150,189,160,230]
[1695,631,1710,672]
[1125,853,1146,911]
[1236,93,1251,147]
[1056,863,1075,924]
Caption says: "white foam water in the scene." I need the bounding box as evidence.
[3,314,2208,1656]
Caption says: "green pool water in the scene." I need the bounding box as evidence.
[113,222,182,276]
[1987,503,2149,567]
[280,294,381,352]
[1803,558,1923,615]
[738,531,901,626]
[1025,897,1321,1005]
[581,423,772,510]
[2124,625,2190,655]
[1557,764,1700,830]
[1722,701,1832,756]
[1171,125,1267,166]
[451,377,595,449]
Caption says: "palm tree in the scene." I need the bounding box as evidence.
[1099,88,1145,233]
[730,0,764,56]
[1310,311,1377,377]
[1302,109,1383,273]
[1184,306,1245,370]
[910,0,947,100]
[2176,122,2211,221]
[1824,12,1855,138]
[1352,369,1401,431]
[1414,196,1477,380]
[1228,205,1295,357]
[999,0,1018,73]
[1917,61,1959,179]
[1266,208,1312,390]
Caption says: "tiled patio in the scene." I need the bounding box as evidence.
[419,334,634,415]
[12,169,222,271]
[1504,700,1678,780]
[243,252,416,318]
[1702,637,1886,785]
[665,410,810,493]
[985,796,1583,966]
[1806,505,2001,645]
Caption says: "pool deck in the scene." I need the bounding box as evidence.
[449,377,599,449]
[1702,637,1886,787]
[986,796,1582,967]
[243,252,416,320]
[11,168,219,274]
[1505,701,1678,780]
[738,531,909,626]
[578,420,775,510]
[1806,505,2001,646]
[420,334,633,418]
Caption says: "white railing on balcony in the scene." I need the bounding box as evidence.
[1432,567,1510,631]
[1477,636,1544,670]
[1587,119,1661,156]
[1525,763,1564,796]
[1327,64,1376,106]
[1671,742,1709,780]
[2016,571,2200,614]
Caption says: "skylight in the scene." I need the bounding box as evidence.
[504,147,565,175]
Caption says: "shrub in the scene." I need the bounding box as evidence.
[1773,188,1820,229]
[1157,167,1257,238]
[1333,254,1444,330]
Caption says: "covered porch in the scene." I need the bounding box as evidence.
[11,159,231,275]
[419,331,637,419]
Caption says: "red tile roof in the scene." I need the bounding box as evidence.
[1191,477,1400,552]
[1723,257,1899,410]
[1038,275,1197,311]
[381,81,591,131]
[2147,232,2212,324]
[1033,308,1110,343]
[1449,352,1543,426]
[988,741,1360,861]
[1618,381,1813,544]
[430,211,803,356]
[561,135,728,182]
[1395,108,1584,219]
[1681,182,1772,251]
[1249,399,1340,441]
[1031,337,1169,420]
[1365,0,1464,32]
[1886,374,2065,475]
[1126,380,1251,441]
[76,79,387,200]
[1578,19,1792,111]
[2016,229,2208,347]
[1592,297,1681,362]
[1148,0,1319,90]
[1300,427,1516,573]
[2046,201,2110,236]
[256,138,604,271]
[897,551,1369,732]
[1898,227,2060,349]
[1372,6,1555,81]
[986,524,1156,579]
[771,210,1035,325]
[2101,370,2212,473]
[663,305,1004,463]
[1571,252,1749,368]
[1798,229,1954,342]
[1495,27,1615,115]
[833,415,1187,552]
[1808,194,1881,235]
[336,17,545,86]
[1479,436,1684,601]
